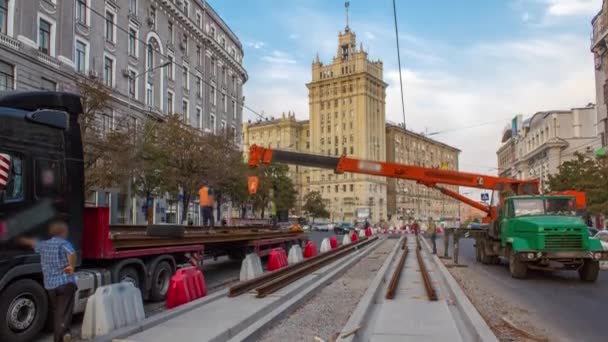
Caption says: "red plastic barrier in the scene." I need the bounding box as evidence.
[350,231,358,242]
[267,248,288,271]
[166,266,206,309]
[329,236,338,249]
[365,228,372,237]
[303,241,318,259]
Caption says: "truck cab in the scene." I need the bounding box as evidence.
[478,194,607,281]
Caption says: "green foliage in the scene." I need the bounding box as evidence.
[303,191,330,222]
[547,153,608,215]
[250,164,297,217]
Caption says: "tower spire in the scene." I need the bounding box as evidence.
[345,1,350,31]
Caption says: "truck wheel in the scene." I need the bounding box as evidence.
[478,240,493,264]
[118,266,141,289]
[0,279,48,342]
[578,260,599,282]
[508,250,527,279]
[150,261,173,301]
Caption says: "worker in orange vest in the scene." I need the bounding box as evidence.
[199,186,215,227]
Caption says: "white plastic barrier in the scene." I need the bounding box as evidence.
[81,282,145,339]
[239,253,263,281]
[288,245,304,265]
[319,238,332,253]
[342,234,352,245]
[358,229,366,238]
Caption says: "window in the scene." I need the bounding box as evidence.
[183,35,188,54]
[350,184,354,192]
[232,100,237,119]
[182,99,189,122]
[146,43,154,69]
[220,120,226,134]
[221,67,226,84]
[0,60,13,90]
[232,75,237,92]
[196,12,202,28]
[128,70,136,98]
[0,152,23,203]
[35,159,62,199]
[221,37,225,49]
[150,6,156,29]
[211,58,216,76]
[75,40,86,73]
[168,22,174,44]
[182,64,189,89]
[129,0,137,14]
[196,107,202,129]
[196,46,202,65]
[183,0,189,16]
[128,28,137,57]
[166,55,174,80]
[210,114,216,134]
[101,111,113,135]
[210,86,216,105]
[210,26,216,39]
[38,19,51,55]
[335,185,339,193]
[105,11,115,43]
[146,81,153,107]
[222,94,227,112]
[350,146,353,154]
[196,76,202,97]
[76,0,87,25]
[103,56,114,87]
[40,78,56,91]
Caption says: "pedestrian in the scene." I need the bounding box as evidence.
[18,220,77,342]
[413,220,420,236]
[199,186,215,227]
[428,217,437,254]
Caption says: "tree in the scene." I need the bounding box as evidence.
[303,191,329,223]
[250,164,297,218]
[547,153,608,215]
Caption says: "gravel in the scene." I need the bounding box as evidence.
[258,239,396,342]
[435,239,550,342]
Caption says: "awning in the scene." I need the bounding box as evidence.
[595,147,607,157]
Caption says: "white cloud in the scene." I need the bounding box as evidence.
[544,0,600,17]
[246,41,265,49]
[364,31,376,40]
[261,50,297,65]
[522,11,531,22]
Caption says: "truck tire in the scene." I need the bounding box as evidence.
[578,260,599,282]
[0,279,48,342]
[149,261,173,301]
[118,266,141,289]
[478,240,494,265]
[508,249,527,279]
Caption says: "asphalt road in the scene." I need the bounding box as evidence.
[439,235,608,342]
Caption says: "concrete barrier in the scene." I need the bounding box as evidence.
[288,245,304,264]
[342,234,352,245]
[240,253,263,281]
[81,282,145,339]
[319,238,332,253]
[358,229,366,239]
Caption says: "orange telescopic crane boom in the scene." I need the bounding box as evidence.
[248,145,540,220]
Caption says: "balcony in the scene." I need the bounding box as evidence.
[37,51,60,69]
[0,33,20,51]
[592,12,608,50]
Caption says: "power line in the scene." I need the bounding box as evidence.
[81,1,267,120]
[392,0,406,129]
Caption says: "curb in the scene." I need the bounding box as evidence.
[229,239,384,342]
[91,288,228,342]
[420,237,498,342]
[336,236,403,342]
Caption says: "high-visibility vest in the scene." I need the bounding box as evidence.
[199,187,214,207]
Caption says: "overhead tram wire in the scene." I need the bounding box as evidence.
[81,2,267,120]
[392,0,406,128]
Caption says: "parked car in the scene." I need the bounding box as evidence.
[302,225,311,232]
[314,224,329,231]
[593,230,608,270]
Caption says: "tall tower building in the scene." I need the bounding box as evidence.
[305,4,388,222]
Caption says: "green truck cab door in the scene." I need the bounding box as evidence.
[500,200,511,247]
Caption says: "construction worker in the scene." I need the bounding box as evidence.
[199,186,215,227]
[428,217,437,254]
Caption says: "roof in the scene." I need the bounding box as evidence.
[198,1,243,49]
[385,122,461,153]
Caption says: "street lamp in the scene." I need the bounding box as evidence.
[126,61,172,224]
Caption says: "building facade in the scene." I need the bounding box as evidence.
[385,123,460,221]
[592,1,608,153]
[497,106,600,189]
[0,0,247,223]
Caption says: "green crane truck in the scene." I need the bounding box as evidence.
[475,194,607,282]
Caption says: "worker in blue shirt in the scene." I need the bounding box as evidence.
[18,220,77,342]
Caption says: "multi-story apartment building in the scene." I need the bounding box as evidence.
[592,1,608,155]
[0,0,247,223]
[497,106,600,189]
[385,123,460,221]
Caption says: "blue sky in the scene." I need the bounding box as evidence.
[208,0,601,184]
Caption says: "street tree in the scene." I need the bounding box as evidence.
[303,191,329,223]
[251,164,297,218]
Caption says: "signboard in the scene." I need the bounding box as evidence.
[357,208,370,219]
[481,193,490,202]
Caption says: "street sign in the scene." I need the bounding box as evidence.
[481,193,489,202]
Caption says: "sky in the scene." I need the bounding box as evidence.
[207,0,601,197]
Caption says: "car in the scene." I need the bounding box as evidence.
[314,224,329,231]
[302,225,311,232]
[593,230,608,270]
[334,222,354,234]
